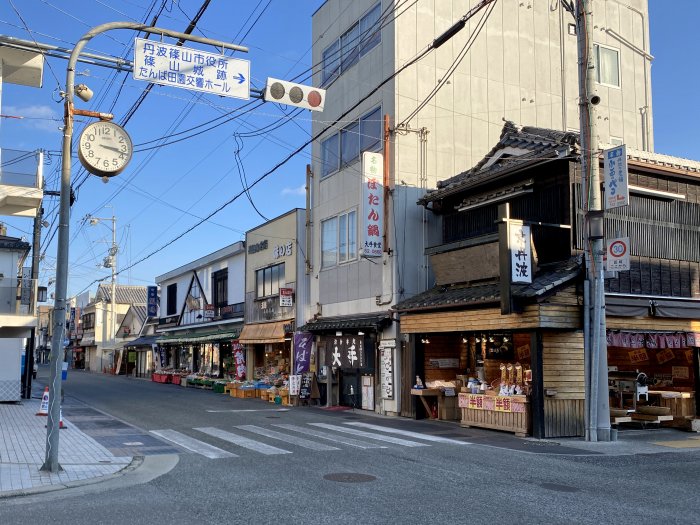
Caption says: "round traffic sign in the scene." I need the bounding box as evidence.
[609,239,627,257]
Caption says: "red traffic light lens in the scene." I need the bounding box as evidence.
[307,90,322,108]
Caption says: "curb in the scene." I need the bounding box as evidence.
[0,456,142,500]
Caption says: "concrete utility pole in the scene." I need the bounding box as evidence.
[43,21,247,473]
[21,201,43,399]
[576,0,611,442]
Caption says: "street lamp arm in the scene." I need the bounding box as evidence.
[44,22,248,473]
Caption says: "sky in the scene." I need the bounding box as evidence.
[0,0,697,300]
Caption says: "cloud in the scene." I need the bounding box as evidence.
[281,184,306,196]
[4,104,62,133]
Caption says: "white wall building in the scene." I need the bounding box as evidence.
[308,0,652,415]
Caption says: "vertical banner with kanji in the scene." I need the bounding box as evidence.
[293,332,313,374]
[232,341,246,380]
[361,151,384,257]
[509,223,532,283]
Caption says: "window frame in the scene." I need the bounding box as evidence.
[255,262,285,299]
[212,269,228,308]
[166,283,177,316]
[82,313,95,330]
[321,209,358,268]
[594,43,621,88]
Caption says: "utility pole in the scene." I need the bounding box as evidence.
[42,21,247,473]
[21,201,43,399]
[576,0,611,442]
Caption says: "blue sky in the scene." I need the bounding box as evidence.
[0,0,696,299]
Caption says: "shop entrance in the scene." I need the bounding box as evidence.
[339,369,361,408]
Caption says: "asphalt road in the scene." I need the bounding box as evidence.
[3,369,699,524]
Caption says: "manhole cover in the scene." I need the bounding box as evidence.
[524,440,561,446]
[324,473,376,483]
[539,483,579,493]
[265,416,280,419]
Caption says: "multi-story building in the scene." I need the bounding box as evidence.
[307,0,652,414]
[154,242,245,377]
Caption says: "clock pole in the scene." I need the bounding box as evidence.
[44,21,249,473]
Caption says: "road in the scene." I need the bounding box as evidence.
[2,369,699,524]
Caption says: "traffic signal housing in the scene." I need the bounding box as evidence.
[264,78,325,111]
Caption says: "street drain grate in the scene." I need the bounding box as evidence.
[265,416,280,419]
[324,473,376,483]
[539,483,579,493]
[524,440,561,446]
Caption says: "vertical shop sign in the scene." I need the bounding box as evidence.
[604,145,629,210]
[293,332,313,374]
[289,374,302,396]
[361,151,384,257]
[509,223,532,283]
[280,288,294,307]
[379,340,395,399]
[147,286,158,317]
[232,340,246,380]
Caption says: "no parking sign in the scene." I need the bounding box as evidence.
[606,237,630,271]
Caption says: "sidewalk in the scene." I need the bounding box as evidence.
[0,397,133,497]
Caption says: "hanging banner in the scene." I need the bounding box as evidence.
[606,237,630,272]
[509,223,532,283]
[232,341,246,380]
[361,151,384,257]
[293,332,313,374]
[147,286,158,317]
[329,336,365,369]
[604,145,629,209]
[289,374,302,396]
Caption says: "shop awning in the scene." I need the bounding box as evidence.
[78,337,94,346]
[299,313,391,333]
[156,328,240,345]
[238,321,288,344]
[606,295,700,319]
[125,335,158,348]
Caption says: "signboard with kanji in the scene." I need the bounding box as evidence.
[329,336,364,369]
[280,288,294,307]
[379,340,394,399]
[133,38,250,100]
[147,286,158,317]
[509,223,532,283]
[604,145,629,209]
[361,152,384,257]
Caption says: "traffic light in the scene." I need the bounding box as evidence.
[264,78,325,111]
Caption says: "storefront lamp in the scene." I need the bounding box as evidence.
[586,209,605,240]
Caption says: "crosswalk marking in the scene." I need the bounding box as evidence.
[236,425,340,451]
[194,426,291,455]
[273,424,387,449]
[345,422,471,445]
[309,423,429,447]
[150,429,237,459]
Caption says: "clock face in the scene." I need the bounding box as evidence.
[77,121,133,177]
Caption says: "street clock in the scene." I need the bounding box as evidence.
[77,121,133,177]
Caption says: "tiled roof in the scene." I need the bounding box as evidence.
[626,148,700,175]
[393,256,581,312]
[299,313,392,333]
[420,122,578,204]
[95,284,147,305]
[130,305,148,324]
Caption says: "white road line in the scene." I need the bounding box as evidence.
[150,429,237,459]
[195,427,291,455]
[345,422,471,445]
[309,423,429,447]
[274,424,387,449]
[236,425,340,451]
[206,409,290,413]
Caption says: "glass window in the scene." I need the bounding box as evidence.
[256,263,284,298]
[340,121,359,167]
[256,269,264,298]
[341,23,360,71]
[339,213,348,263]
[322,217,338,268]
[166,283,177,315]
[321,134,339,177]
[347,210,357,258]
[359,4,381,56]
[322,39,340,85]
[360,107,382,152]
[595,44,620,87]
[212,269,228,308]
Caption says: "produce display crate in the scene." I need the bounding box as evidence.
[213,383,226,394]
[241,388,255,399]
[171,375,181,386]
[260,389,269,401]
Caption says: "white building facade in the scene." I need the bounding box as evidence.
[309,0,652,415]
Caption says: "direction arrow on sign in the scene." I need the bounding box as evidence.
[133,38,250,100]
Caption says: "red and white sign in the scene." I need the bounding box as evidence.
[204,304,215,318]
[280,288,294,307]
[361,152,384,257]
[606,237,630,272]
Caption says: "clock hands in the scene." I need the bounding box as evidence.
[101,145,124,153]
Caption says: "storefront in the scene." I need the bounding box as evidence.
[155,329,240,378]
[124,335,157,379]
[238,320,293,384]
[300,314,390,410]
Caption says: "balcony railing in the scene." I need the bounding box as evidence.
[0,148,43,188]
[0,277,37,316]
